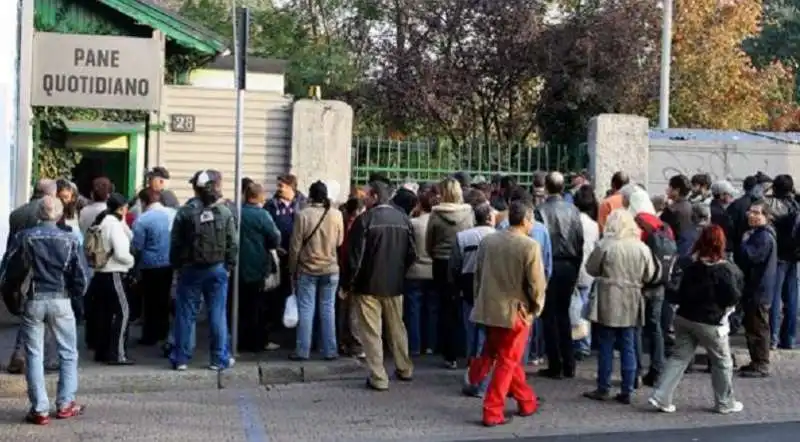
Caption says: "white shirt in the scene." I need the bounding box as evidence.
[95,214,135,273]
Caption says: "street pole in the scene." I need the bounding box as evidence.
[658,0,673,130]
[230,6,249,356]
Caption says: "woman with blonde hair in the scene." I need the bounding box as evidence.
[583,209,656,404]
[426,177,474,369]
[621,182,675,387]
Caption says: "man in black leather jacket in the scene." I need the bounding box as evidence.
[534,172,584,379]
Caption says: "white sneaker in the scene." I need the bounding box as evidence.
[648,396,676,413]
[265,342,280,351]
[174,364,188,371]
[715,401,743,415]
[209,358,236,371]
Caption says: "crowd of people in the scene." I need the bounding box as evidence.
[0,164,796,427]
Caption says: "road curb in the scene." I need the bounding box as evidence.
[0,358,365,397]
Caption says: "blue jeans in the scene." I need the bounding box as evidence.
[170,263,231,368]
[771,261,798,349]
[21,298,79,414]
[596,325,637,395]
[403,279,438,354]
[525,317,546,364]
[295,273,339,359]
[573,286,592,354]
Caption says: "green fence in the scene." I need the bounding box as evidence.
[351,137,589,187]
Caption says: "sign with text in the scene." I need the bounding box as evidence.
[31,32,161,110]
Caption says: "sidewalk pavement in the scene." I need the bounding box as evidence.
[0,352,798,441]
[1,304,799,398]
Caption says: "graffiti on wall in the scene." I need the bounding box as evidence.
[648,142,794,191]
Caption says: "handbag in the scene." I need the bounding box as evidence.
[1,247,33,316]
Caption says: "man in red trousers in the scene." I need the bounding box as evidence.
[468,200,548,426]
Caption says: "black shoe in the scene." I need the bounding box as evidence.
[138,339,158,346]
[482,415,513,427]
[583,389,612,401]
[394,370,413,382]
[739,368,769,378]
[537,368,563,379]
[288,353,308,362]
[642,370,660,387]
[614,393,632,405]
[563,368,576,379]
[106,359,135,366]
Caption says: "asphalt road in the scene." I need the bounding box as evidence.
[474,422,800,442]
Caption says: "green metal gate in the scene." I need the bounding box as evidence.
[351,137,589,186]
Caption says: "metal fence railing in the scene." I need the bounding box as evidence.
[351,137,589,187]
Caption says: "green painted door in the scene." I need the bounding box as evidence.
[72,150,129,199]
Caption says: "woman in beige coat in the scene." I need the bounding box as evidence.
[582,209,656,404]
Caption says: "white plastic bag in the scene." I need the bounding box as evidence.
[570,289,589,340]
[263,250,281,291]
[283,293,299,328]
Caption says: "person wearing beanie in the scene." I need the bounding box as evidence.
[392,187,419,216]
[288,180,344,361]
[453,171,471,190]
[87,192,136,366]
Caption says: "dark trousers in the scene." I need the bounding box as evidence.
[743,300,771,372]
[139,267,174,344]
[433,259,463,362]
[637,293,665,375]
[92,272,131,362]
[337,290,362,354]
[542,260,579,375]
[238,280,267,352]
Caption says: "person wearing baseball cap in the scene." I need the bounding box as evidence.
[169,169,237,371]
[146,167,180,208]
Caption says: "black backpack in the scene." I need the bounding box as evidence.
[187,201,230,265]
[636,216,679,290]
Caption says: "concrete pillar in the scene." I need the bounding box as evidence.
[588,114,650,196]
[290,100,354,202]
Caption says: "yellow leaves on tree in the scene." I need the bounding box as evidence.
[670,0,794,129]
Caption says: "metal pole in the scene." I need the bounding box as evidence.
[658,0,673,130]
[230,5,249,356]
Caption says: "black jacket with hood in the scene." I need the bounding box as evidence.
[425,203,475,260]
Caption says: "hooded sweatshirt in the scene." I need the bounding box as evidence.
[425,202,474,260]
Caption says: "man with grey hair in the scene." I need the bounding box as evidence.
[709,180,736,258]
[7,179,57,247]
[5,179,58,374]
[0,195,89,424]
[534,171,584,379]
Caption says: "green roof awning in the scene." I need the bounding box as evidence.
[63,120,146,134]
[98,0,228,55]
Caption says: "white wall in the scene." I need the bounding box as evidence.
[0,0,21,256]
[188,68,285,93]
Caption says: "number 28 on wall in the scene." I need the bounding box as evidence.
[171,114,196,133]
